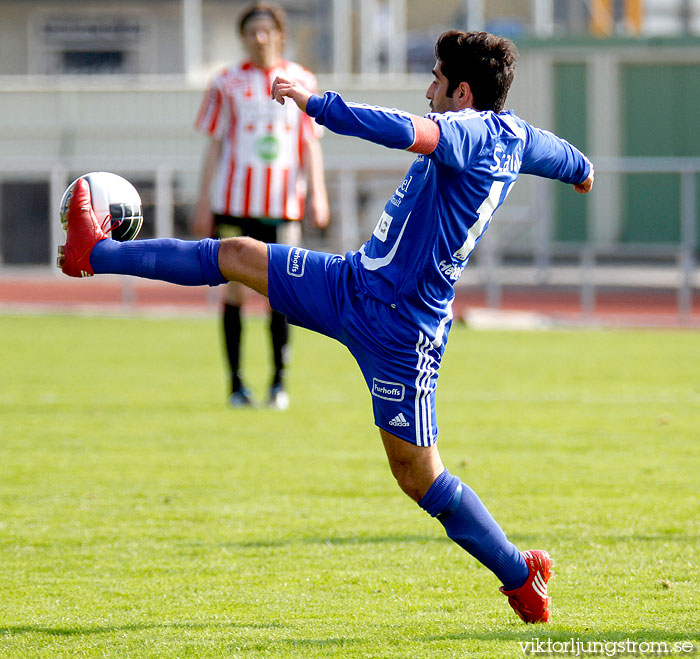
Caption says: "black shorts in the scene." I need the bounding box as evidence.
[213,215,300,245]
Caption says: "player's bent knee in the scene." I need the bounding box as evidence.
[393,472,425,502]
[220,236,261,260]
[218,237,269,296]
[387,457,431,502]
[381,430,444,502]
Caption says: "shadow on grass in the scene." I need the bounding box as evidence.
[509,532,700,545]
[5,623,695,649]
[221,534,446,549]
[0,620,285,637]
[421,628,700,643]
[0,623,362,651]
[224,531,700,551]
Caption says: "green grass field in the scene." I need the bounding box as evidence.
[1,313,698,658]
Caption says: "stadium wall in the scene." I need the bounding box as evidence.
[0,39,699,268]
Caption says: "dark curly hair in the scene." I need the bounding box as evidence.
[238,1,287,35]
[435,31,518,113]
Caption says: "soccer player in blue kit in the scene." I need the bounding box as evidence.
[58,31,593,623]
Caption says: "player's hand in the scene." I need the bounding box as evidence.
[574,166,594,194]
[307,192,330,229]
[271,76,312,112]
[191,202,215,238]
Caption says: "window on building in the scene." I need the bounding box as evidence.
[62,51,125,75]
[30,13,149,75]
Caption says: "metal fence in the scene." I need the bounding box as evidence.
[0,156,697,318]
[465,157,699,319]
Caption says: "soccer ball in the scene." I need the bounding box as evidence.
[60,171,143,241]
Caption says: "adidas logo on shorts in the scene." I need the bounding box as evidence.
[389,413,410,427]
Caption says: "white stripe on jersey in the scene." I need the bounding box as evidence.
[414,334,428,446]
[500,114,528,141]
[268,166,284,219]
[433,299,453,348]
[286,163,301,219]
[359,212,411,271]
[249,162,266,218]
[414,332,437,446]
[443,108,481,124]
[347,102,414,118]
[229,161,246,217]
[454,181,512,262]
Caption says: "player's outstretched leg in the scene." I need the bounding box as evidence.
[57,177,270,292]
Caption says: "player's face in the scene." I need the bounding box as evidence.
[241,15,284,69]
[426,60,457,114]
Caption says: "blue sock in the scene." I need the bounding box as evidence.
[90,238,227,286]
[419,469,528,591]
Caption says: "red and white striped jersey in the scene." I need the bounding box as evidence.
[195,60,321,221]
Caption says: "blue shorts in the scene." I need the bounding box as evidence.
[267,244,442,446]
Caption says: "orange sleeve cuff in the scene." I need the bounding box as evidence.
[408,116,440,154]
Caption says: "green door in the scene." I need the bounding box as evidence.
[553,62,589,242]
[621,64,700,246]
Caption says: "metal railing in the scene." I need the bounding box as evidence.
[0,156,697,319]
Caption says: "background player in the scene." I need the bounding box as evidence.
[59,30,593,623]
[191,1,329,409]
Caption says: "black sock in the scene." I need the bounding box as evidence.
[223,303,243,393]
[270,310,289,388]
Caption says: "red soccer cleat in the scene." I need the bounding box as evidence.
[500,550,553,623]
[58,177,109,278]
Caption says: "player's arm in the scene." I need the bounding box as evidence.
[303,136,330,228]
[573,166,594,194]
[520,122,594,194]
[192,79,226,237]
[191,137,222,238]
[296,73,331,229]
[272,77,439,155]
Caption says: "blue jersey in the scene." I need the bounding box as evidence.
[306,92,591,345]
